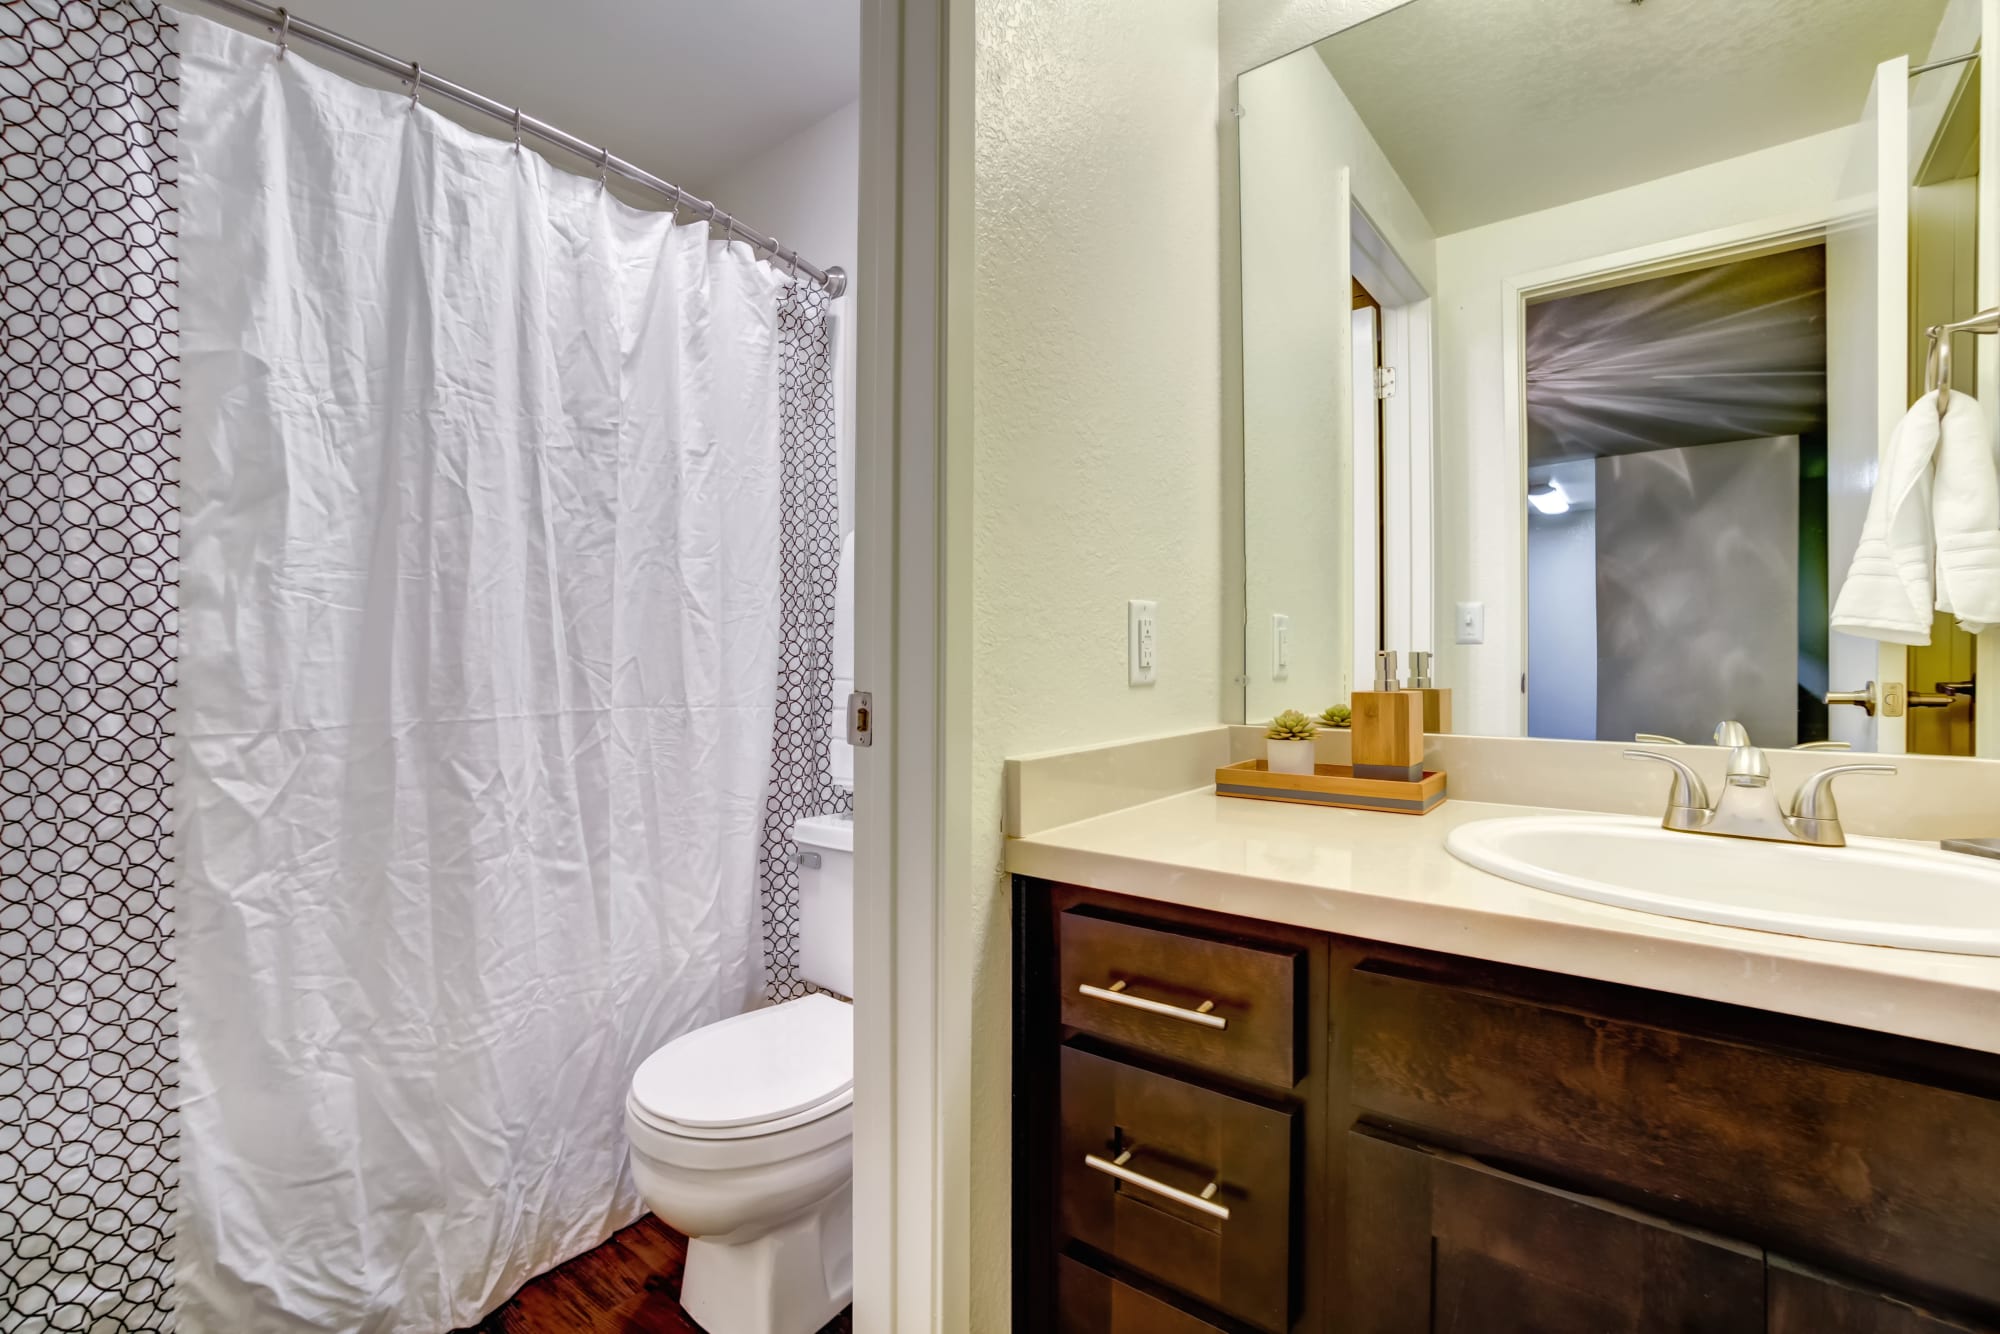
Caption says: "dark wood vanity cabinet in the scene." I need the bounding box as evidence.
[1014,878,2000,1334]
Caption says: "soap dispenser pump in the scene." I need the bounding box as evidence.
[1404,650,1452,734]
[1352,650,1425,783]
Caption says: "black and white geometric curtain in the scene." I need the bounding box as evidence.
[760,286,848,1001]
[1,2,182,1330]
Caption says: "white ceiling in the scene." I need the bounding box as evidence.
[215,0,861,192]
[1314,0,1954,234]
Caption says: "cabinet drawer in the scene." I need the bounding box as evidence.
[1055,1255,1230,1334]
[1058,1045,1294,1333]
[1058,906,1302,1087]
[1348,965,2000,1315]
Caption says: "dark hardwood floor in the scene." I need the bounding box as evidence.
[459,1215,853,1334]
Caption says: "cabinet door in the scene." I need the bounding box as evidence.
[1345,1128,1765,1334]
[1769,1259,1998,1334]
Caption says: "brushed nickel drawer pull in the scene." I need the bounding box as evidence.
[1078,979,1228,1030]
[1084,1147,1231,1221]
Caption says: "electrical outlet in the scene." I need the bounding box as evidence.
[1271,613,1290,680]
[1455,601,1485,645]
[1128,599,1158,686]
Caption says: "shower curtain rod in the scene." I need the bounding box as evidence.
[1911,49,1980,77]
[187,0,849,298]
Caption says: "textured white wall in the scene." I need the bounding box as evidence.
[698,100,862,533]
[1432,127,1855,734]
[969,0,1225,1325]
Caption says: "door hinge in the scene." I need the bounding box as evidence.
[1375,366,1397,400]
[846,691,874,747]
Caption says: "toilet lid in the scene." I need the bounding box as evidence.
[630,993,853,1130]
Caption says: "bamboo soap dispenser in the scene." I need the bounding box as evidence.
[1404,650,1453,734]
[1352,650,1425,783]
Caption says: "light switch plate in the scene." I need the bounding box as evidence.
[1455,601,1485,645]
[1271,612,1290,680]
[1128,599,1158,686]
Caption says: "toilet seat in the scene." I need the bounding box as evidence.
[630,994,852,1142]
[627,1086,851,1142]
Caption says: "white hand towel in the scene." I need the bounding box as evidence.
[1931,389,2000,634]
[1830,393,1940,645]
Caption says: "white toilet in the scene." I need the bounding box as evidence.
[626,810,856,1334]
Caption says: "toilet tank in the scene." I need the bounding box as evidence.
[793,812,854,998]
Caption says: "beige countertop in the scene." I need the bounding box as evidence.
[1006,787,2000,1057]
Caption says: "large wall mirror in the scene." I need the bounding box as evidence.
[1237,0,1997,758]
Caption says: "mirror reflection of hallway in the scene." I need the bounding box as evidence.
[1525,247,1836,749]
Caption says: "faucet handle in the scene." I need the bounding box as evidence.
[1622,749,1711,813]
[1790,763,1896,824]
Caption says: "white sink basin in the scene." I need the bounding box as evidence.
[1446,814,2000,955]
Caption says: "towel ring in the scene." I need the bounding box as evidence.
[1926,307,2000,424]
[1928,327,1954,424]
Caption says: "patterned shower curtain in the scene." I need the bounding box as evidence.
[0,3,182,1330]
[760,287,847,1002]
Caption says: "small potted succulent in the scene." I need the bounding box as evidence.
[1265,709,1319,775]
[1316,703,1352,730]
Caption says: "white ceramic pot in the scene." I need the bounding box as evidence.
[1266,737,1317,776]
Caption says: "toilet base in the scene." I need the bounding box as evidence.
[679,1182,853,1334]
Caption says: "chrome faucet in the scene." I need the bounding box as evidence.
[1623,723,1895,848]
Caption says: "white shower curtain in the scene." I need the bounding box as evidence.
[172,15,784,1331]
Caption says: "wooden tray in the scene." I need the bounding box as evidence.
[1215,759,1446,815]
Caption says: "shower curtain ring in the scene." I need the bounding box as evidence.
[511,108,524,151]
[717,212,735,245]
[274,7,290,59]
[668,184,685,221]
[597,147,610,189]
[408,61,422,107]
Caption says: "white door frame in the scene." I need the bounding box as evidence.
[1979,0,1999,756]
[852,0,968,1330]
[1351,204,1435,662]
[1350,303,1381,692]
[1498,206,1842,739]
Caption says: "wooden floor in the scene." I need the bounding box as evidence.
[459,1215,853,1334]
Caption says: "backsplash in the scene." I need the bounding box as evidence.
[1003,725,2000,844]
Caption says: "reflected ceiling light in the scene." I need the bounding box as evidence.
[1528,480,1571,515]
